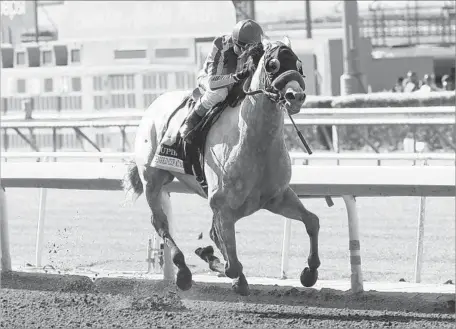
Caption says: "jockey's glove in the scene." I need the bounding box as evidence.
[233,68,250,82]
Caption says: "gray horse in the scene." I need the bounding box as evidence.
[123,37,321,296]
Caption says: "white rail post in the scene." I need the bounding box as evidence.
[35,156,49,267]
[146,238,152,273]
[342,195,364,293]
[414,158,428,283]
[280,218,292,279]
[332,125,340,165]
[414,195,426,283]
[161,191,175,281]
[0,185,12,272]
[280,157,296,279]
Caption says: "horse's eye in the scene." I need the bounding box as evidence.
[267,59,280,74]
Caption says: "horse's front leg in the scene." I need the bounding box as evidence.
[264,187,321,287]
[210,200,250,296]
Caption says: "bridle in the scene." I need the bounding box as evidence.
[241,44,298,107]
[239,43,313,155]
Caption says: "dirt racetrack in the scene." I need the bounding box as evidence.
[2,271,455,329]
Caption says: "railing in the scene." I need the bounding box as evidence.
[1,106,454,153]
[1,161,454,293]
[1,151,455,164]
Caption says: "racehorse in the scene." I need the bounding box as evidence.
[123,37,321,296]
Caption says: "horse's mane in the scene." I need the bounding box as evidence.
[227,43,266,107]
[239,42,265,69]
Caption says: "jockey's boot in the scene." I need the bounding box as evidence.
[179,100,209,143]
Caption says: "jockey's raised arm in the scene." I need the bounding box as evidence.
[179,19,264,142]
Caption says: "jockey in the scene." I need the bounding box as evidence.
[179,19,264,142]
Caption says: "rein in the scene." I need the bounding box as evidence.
[238,44,334,208]
[237,42,334,207]
[241,72,312,155]
[242,75,282,102]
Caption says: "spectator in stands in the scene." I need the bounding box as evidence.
[418,74,440,93]
[403,71,419,92]
[442,68,455,91]
[442,75,450,90]
[392,76,404,92]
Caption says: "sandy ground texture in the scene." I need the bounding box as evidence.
[2,271,455,329]
[7,189,455,284]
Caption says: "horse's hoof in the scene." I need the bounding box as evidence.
[300,267,318,287]
[176,266,193,291]
[195,246,214,260]
[232,275,250,296]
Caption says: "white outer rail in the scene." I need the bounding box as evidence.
[1,151,455,162]
[1,163,454,292]
[4,151,454,284]
[2,106,454,122]
[1,117,454,129]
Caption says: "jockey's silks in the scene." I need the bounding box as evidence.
[197,35,239,91]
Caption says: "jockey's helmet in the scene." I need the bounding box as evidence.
[232,19,263,50]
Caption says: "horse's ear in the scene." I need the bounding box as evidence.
[282,36,292,48]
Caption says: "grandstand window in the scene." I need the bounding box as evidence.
[44,78,53,93]
[108,75,124,90]
[1,98,7,113]
[155,48,189,58]
[94,95,104,110]
[125,74,135,89]
[15,52,25,65]
[70,49,80,63]
[158,73,168,89]
[42,50,53,65]
[71,77,82,92]
[93,76,103,91]
[142,74,157,89]
[110,94,125,108]
[16,79,26,93]
[126,93,136,108]
[114,49,147,59]
[175,72,193,89]
[107,74,135,90]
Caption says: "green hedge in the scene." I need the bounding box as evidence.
[302,90,455,108]
[286,91,456,152]
[302,95,333,108]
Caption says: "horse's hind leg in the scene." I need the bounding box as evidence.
[142,166,193,291]
[264,187,320,287]
[195,216,226,275]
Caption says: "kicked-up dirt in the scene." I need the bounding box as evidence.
[1,271,455,329]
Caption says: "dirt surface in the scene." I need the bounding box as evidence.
[2,272,455,329]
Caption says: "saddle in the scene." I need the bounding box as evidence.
[150,82,246,197]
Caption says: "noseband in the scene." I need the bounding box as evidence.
[240,44,313,155]
[241,44,303,106]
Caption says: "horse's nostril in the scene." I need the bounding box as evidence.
[285,91,296,100]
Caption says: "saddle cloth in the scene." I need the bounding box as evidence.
[150,83,245,195]
[150,92,197,175]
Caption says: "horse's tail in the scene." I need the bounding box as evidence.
[122,160,144,202]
